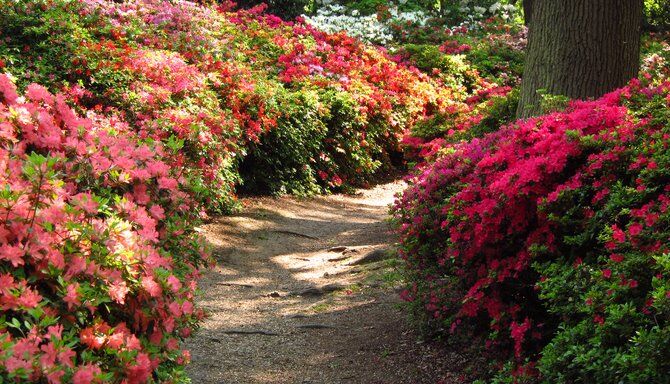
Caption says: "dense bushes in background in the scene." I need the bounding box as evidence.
[393,74,670,382]
[302,0,520,45]
[0,0,462,200]
[642,33,670,81]
[235,0,312,19]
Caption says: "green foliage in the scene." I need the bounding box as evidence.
[437,0,518,25]
[240,89,326,195]
[402,44,467,73]
[468,88,519,137]
[538,90,571,114]
[239,86,392,194]
[345,0,387,15]
[0,1,93,89]
[236,0,313,19]
[465,33,525,83]
[644,0,670,31]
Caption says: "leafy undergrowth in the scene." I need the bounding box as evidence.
[395,19,526,164]
[393,75,670,382]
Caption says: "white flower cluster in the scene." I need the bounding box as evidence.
[303,1,518,44]
[456,0,517,21]
[641,41,669,79]
[302,3,430,44]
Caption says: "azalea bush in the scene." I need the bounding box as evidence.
[0,74,207,382]
[392,17,526,84]
[400,80,518,163]
[532,77,670,382]
[384,16,525,164]
[435,0,518,26]
[303,0,520,45]
[641,33,670,82]
[393,76,670,381]
[236,0,312,19]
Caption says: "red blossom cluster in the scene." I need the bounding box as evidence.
[439,40,472,55]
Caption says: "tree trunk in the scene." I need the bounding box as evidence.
[517,0,643,118]
[522,0,533,25]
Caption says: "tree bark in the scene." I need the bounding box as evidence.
[522,0,533,25]
[517,0,643,118]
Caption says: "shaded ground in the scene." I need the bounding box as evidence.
[186,181,469,384]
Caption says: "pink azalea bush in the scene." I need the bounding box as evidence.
[0,74,207,382]
[393,76,670,381]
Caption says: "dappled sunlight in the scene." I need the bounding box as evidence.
[270,245,383,281]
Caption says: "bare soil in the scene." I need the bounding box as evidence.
[186,181,469,384]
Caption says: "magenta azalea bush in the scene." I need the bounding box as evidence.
[393,76,670,382]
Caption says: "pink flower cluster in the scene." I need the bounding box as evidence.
[0,74,206,382]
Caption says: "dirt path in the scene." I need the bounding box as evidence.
[186,181,466,384]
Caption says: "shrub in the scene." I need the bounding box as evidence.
[437,0,518,25]
[0,73,207,383]
[641,33,670,82]
[388,16,526,87]
[236,0,312,20]
[239,89,327,195]
[401,83,515,162]
[302,3,424,44]
[345,0,387,16]
[393,77,670,381]
[400,44,472,78]
[464,24,526,84]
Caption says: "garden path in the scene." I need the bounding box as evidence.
[185,180,466,383]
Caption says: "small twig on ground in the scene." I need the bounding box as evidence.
[216,282,255,288]
[270,230,319,240]
[295,324,336,329]
[221,330,279,336]
[327,246,348,252]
